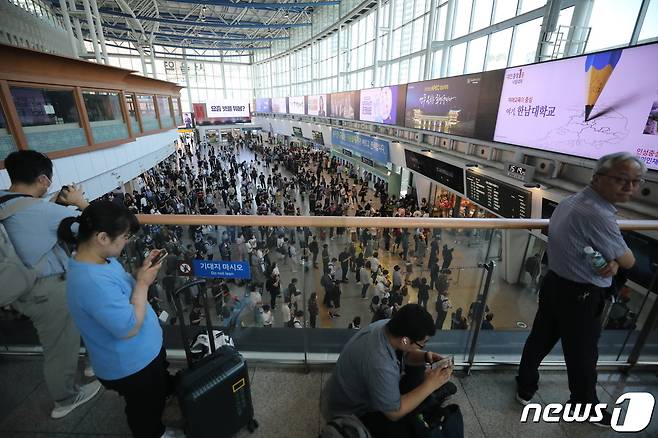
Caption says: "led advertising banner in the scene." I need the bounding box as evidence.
[359,85,407,125]
[404,149,464,194]
[312,130,325,145]
[307,94,329,116]
[331,128,389,163]
[272,97,288,114]
[329,91,360,120]
[206,101,250,118]
[288,96,306,115]
[405,70,504,140]
[255,98,272,112]
[292,126,304,138]
[182,112,195,129]
[494,43,658,170]
[193,102,250,125]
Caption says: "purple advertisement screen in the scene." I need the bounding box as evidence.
[494,43,658,171]
[359,86,406,125]
[255,98,272,112]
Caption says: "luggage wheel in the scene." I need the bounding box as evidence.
[247,418,259,432]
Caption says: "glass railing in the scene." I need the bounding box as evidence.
[2,216,657,369]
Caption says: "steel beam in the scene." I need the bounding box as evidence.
[162,0,341,11]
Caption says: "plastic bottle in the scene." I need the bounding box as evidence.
[583,246,607,270]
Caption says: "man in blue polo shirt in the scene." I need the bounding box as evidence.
[516,152,646,427]
[0,151,99,419]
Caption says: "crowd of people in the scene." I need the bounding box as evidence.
[99,131,496,334]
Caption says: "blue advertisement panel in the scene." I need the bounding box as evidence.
[255,98,272,112]
[331,128,390,163]
[192,260,251,279]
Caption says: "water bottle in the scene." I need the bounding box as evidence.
[583,246,607,270]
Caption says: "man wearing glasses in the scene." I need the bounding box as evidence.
[1,151,100,419]
[516,151,647,428]
[323,303,454,437]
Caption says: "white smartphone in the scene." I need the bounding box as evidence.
[431,355,454,369]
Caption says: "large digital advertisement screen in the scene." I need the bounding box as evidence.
[307,94,328,116]
[404,71,504,140]
[331,128,389,163]
[206,101,250,119]
[289,96,306,115]
[193,102,250,125]
[272,97,288,114]
[255,98,272,113]
[329,91,360,120]
[494,43,658,170]
[359,85,406,125]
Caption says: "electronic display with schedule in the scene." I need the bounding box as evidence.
[465,171,532,218]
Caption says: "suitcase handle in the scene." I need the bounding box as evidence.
[169,279,218,367]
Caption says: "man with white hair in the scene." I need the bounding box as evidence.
[516,152,647,428]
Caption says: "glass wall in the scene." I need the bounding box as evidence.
[125,93,141,134]
[156,96,174,129]
[137,94,159,132]
[9,86,86,153]
[0,103,17,160]
[82,90,129,143]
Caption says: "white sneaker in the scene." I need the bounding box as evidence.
[83,365,95,378]
[51,380,102,419]
[161,427,186,438]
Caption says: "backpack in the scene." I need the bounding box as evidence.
[286,317,296,328]
[0,195,44,306]
[319,415,372,438]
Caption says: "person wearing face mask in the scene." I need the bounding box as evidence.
[516,152,647,428]
[58,201,181,438]
[0,150,98,420]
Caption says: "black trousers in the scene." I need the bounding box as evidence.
[517,271,605,403]
[359,366,426,438]
[98,346,173,438]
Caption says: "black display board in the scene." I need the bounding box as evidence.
[540,198,558,235]
[361,156,374,166]
[342,148,353,157]
[312,130,324,145]
[292,126,303,138]
[404,149,464,194]
[465,171,531,218]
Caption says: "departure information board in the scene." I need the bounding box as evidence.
[465,171,531,218]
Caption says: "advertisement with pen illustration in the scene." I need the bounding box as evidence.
[494,43,658,170]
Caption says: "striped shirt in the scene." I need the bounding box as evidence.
[547,186,628,288]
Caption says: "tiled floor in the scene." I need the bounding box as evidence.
[1,355,657,438]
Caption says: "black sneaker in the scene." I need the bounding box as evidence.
[516,392,534,406]
[591,409,612,428]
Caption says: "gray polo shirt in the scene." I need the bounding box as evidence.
[0,191,74,278]
[325,319,401,417]
[548,186,629,288]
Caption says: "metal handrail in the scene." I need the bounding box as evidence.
[136,215,658,230]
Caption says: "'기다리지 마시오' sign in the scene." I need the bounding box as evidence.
[193,260,251,279]
[404,149,465,194]
[331,128,390,163]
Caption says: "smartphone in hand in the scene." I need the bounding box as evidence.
[431,355,454,370]
[55,186,70,206]
[150,249,168,267]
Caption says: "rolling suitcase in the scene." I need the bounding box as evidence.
[171,279,259,438]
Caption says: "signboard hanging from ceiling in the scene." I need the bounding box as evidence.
[206,100,250,118]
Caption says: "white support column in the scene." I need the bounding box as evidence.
[384,0,395,85]
[220,55,228,99]
[371,0,382,87]
[563,0,594,56]
[135,44,148,76]
[82,0,101,63]
[439,0,456,78]
[58,0,79,58]
[68,0,85,55]
[182,48,193,112]
[149,45,157,79]
[90,0,108,63]
[423,0,438,80]
[337,24,342,91]
[534,0,563,61]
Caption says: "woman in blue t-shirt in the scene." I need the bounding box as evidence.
[58,201,179,438]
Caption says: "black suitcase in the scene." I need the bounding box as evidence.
[171,279,258,437]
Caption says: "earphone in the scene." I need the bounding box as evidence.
[402,338,409,345]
